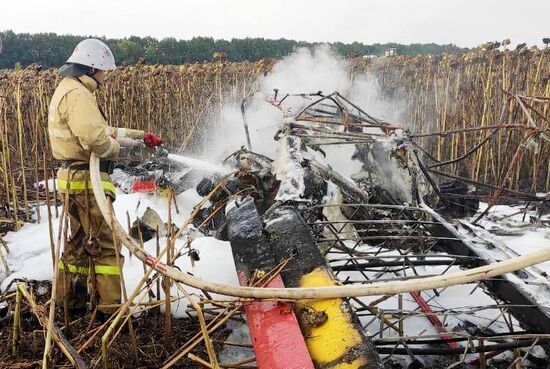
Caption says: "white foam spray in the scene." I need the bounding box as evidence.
[167,153,231,174]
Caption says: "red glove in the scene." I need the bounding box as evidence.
[143,132,163,148]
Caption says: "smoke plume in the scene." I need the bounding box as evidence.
[208,45,407,179]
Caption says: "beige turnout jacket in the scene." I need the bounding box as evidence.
[48,75,144,198]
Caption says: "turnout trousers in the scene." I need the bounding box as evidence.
[56,191,122,314]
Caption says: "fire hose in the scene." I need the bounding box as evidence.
[90,152,550,299]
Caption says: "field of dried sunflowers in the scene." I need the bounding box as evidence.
[361,48,549,198]
[0,47,548,229]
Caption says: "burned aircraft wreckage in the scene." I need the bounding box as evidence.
[111,91,550,368]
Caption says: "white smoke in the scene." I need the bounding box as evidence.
[208,45,407,178]
[262,45,350,94]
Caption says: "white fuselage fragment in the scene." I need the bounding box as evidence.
[274,132,306,202]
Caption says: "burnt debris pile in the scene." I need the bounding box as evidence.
[190,90,550,367]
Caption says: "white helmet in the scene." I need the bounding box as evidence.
[66,39,116,71]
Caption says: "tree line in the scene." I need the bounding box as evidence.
[0,30,463,69]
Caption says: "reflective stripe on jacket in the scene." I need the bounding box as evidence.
[56,174,117,198]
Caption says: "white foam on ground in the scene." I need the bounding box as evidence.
[0,187,238,315]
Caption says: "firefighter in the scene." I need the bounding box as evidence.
[47,39,163,315]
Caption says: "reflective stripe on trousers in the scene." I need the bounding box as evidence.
[59,261,120,275]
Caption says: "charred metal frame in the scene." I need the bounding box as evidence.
[237,90,550,365]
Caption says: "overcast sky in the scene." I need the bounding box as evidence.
[1,0,548,47]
